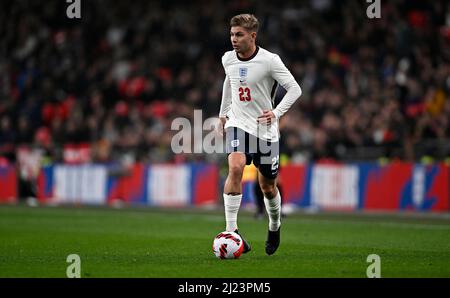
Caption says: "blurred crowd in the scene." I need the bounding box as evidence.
[1,0,450,166]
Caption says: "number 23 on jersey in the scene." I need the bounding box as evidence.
[239,87,252,101]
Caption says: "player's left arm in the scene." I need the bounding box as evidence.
[258,55,302,124]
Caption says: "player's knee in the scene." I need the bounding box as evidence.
[228,163,244,179]
[259,183,276,197]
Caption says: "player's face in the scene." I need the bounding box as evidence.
[230,26,255,54]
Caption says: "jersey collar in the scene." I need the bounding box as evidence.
[236,46,259,62]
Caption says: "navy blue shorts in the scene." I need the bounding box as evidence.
[225,127,280,179]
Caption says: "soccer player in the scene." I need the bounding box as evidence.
[218,14,302,255]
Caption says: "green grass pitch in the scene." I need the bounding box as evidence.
[0,205,449,277]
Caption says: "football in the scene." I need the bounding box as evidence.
[212,231,244,259]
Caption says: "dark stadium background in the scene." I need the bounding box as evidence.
[1,0,449,166]
[0,0,449,279]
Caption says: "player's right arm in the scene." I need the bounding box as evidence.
[219,74,232,118]
[218,55,232,135]
[218,74,231,135]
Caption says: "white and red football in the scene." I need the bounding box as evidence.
[212,231,244,259]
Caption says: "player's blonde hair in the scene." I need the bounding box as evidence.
[230,14,259,33]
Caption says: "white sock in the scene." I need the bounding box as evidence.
[223,193,242,231]
[264,191,281,231]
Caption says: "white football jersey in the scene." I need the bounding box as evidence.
[219,46,301,142]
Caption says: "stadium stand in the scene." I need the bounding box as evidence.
[1,0,449,166]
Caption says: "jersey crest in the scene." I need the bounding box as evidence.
[239,67,248,85]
